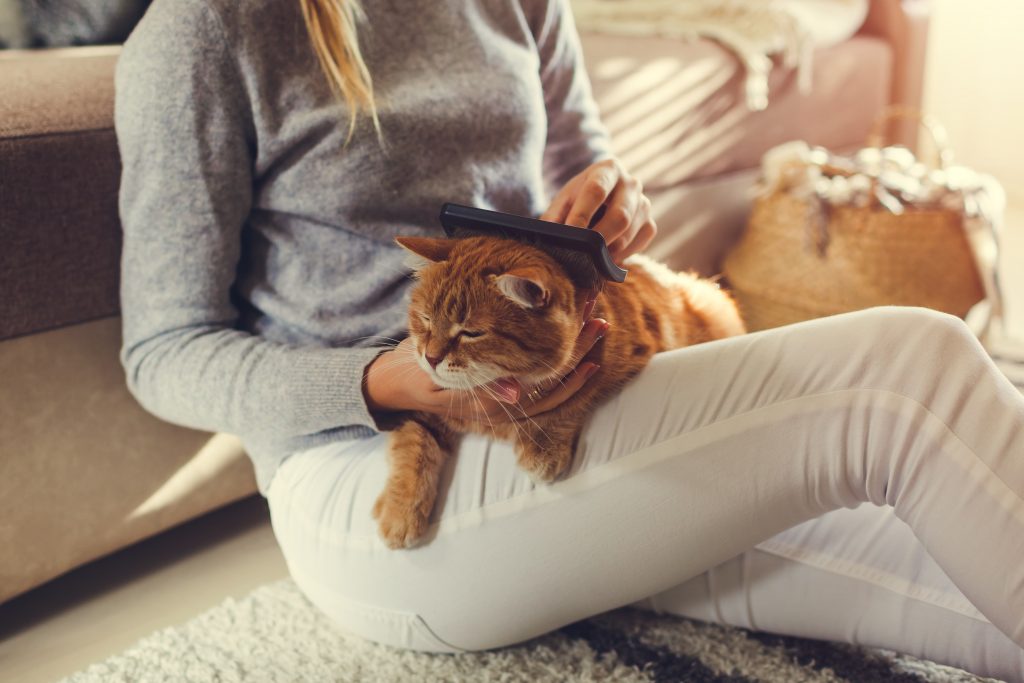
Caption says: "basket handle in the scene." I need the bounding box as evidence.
[866,105,954,170]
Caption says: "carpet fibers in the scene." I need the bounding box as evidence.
[61,579,998,682]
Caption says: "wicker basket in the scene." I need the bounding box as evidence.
[723,108,986,331]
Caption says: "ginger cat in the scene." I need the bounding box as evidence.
[372,235,745,548]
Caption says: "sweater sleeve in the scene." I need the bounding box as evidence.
[533,0,614,194]
[114,0,385,443]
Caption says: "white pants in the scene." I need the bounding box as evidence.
[267,307,1024,681]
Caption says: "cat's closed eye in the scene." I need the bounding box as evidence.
[459,330,485,339]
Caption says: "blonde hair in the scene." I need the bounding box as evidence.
[299,0,381,141]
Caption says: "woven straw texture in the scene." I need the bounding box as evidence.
[724,192,985,332]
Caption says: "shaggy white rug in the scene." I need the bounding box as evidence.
[61,579,996,683]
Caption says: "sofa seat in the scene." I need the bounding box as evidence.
[0,318,257,604]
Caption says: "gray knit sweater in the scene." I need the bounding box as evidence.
[114,0,610,492]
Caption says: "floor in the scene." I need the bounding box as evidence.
[0,498,288,683]
[1,211,1021,683]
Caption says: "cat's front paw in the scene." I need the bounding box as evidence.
[372,494,429,549]
[517,447,573,484]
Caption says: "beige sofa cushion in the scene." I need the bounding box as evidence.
[0,47,121,342]
[0,318,257,603]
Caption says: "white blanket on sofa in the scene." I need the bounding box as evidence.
[571,0,869,110]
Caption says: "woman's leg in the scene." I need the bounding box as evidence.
[267,307,1024,679]
[635,504,1023,680]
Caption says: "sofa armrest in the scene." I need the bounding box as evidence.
[859,0,932,146]
[0,46,121,342]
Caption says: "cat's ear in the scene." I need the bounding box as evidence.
[395,237,456,272]
[492,267,551,309]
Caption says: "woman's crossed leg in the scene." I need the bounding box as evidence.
[268,307,1024,680]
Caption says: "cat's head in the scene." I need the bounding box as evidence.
[396,235,581,391]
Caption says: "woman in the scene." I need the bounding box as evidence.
[114,0,1024,678]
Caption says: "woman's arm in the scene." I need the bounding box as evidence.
[115,0,383,442]
[531,0,613,194]
[532,0,656,262]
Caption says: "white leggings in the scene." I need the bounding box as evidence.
[267,307,1024,681]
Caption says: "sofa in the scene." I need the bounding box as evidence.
[0,0,928,604]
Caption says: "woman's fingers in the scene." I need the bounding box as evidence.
[522,317,608,416]
[539,184,573,224]
[540,159,622,228]
[539,159,656,266]
[575,287,599,323]
[563,162,620,228]
[613,221,656,262]
[592,176,639,248]
[571,316,609,366]
[610,196,656,263]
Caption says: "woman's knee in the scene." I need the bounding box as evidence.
[823,306,980,374]
[849,306,974,346]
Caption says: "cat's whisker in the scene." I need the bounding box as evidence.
[445,390,456,422]
[475,381,512,437]
[378,351,418,367]
[463,370,521,437]
[448,387,462,422]
[531,359,573,391]
[341,334,405,346]
[468,366,552,436]
[380,356,415,370]
[392,358,424,373]
[392,349,421,362]
[473,381,547,449]
[459,370,495,427]
[503,397,553,445]
[477,385,528,442]
[387,355,429,376]
[392,369,425,386]
[467,386,497,434]
[456,390,466,423]
[386,362,428,382]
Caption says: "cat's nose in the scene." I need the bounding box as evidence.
[425,353,443,369]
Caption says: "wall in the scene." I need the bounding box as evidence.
[923,0,1024,203]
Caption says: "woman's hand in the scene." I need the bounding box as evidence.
[541,158,657,264]
[363,318,608,424]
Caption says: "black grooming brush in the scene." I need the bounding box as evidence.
[438,203,627,290]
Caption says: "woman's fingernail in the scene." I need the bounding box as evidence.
[492,378,520,403]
